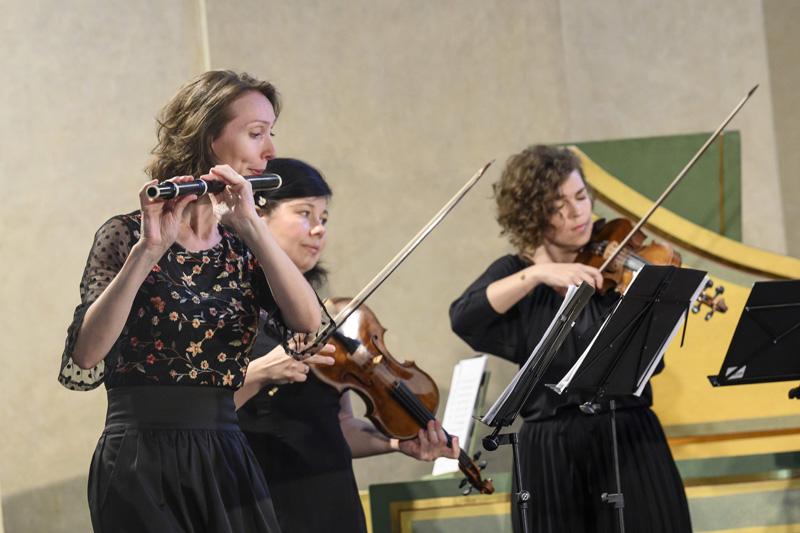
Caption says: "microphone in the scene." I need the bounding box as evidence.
[146,174,282,200]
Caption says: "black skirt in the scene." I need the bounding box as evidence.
[88,387,280,533]
[512,405,692,533]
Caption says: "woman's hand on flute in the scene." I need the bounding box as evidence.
[139,176,197,259]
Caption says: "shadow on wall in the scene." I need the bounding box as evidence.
[2,476,91,533]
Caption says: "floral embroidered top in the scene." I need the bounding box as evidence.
[59,212,286,392]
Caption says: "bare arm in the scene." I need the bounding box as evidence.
[338,393,459,460]
[486,248,603,314]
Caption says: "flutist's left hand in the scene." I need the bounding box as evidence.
[203,165,260,233]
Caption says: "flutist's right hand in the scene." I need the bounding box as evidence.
[138,176,197,257]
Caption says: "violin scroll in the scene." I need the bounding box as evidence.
[458,450,494,495]
[692,280,727,320]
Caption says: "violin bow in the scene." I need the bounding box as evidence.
[597,85,758,275]
[309,160,494,342]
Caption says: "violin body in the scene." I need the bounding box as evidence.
[576,218,682,294]
[312,297,440,440]
[310,297,494,495]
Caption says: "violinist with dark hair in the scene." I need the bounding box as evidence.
[235,158,461,533]
[449,145,692,532]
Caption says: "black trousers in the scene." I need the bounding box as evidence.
[512,406,693,533]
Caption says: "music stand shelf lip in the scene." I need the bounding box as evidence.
[709,374,800,387]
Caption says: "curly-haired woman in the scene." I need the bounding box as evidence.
[449,145,692,532]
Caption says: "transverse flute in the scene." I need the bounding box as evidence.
[146,174,282,200]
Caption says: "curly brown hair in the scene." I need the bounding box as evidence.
[145,70,281,183]
[494,145,586,252]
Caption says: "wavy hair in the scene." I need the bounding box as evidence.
[145,70,281,183]
[494,145,586,253]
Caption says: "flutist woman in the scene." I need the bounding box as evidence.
[58,70,321,532]
[449,145,692,532]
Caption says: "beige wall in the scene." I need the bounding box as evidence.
[1,0,798,530]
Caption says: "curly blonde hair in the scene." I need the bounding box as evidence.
[494,145,586,253]
[145,70,281,183]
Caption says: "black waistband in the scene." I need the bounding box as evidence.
[104,386,239,433]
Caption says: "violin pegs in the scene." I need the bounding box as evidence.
[478,460,488,470]
[705,311,713,321]
[462,486,472,496]
[691,304,701,314]
[459,478,468,488]
[715,285,725,295]
[472,451,482,461]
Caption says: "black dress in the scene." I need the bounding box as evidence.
[59,212,284,532]
[237,331,368,533]
[450,255,692,533]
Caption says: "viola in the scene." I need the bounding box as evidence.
[311,297,494,495]
[575,218,682,294]
[575,218,727,317]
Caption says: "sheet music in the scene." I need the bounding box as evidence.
[481,284,579,425]
[432,355,488,476]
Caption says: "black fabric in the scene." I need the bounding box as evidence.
[89,387,280,532]
[450,254,692,532]
[450,254,654,421]
[59,212,280,391]
[238,333,367,532]
[513,406,692,533]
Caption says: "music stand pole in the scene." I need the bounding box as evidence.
[483,429,529,533]
[479,282,596,533]
[601,400,625,533]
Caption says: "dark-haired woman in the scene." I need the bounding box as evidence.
[235,158,460,533]
[59,71,321,532]
[449,145,692,532]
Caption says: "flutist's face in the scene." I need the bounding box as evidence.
[212,90,277,177]
[543,170,593,253]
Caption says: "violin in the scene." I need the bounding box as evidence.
[575,218,728,316]
[311,298,494,496]
[576,218,682,294]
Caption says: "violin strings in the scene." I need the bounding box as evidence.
[393,381,472,467]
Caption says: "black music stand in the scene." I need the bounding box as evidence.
[549,265,707,533]
[479,282,596,533]
[708,279,800,398]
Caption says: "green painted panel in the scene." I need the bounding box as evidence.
[573,132,742,241]
[370,474,513,533]
[412,515,512,533]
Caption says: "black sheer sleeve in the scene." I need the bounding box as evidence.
[59,216,136,390]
